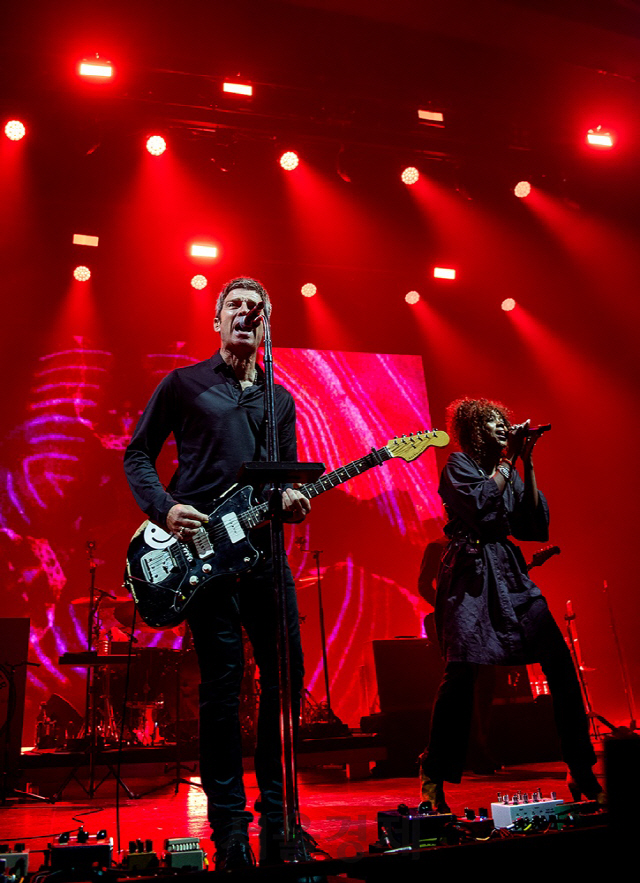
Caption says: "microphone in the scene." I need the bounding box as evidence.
[236,301,264,332]
[525,423,551,436]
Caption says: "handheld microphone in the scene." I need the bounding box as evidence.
[525,424,551,436]
[236,301,264,331]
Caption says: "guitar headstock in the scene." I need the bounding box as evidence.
[387,430,450,462]
[529,544,561,569]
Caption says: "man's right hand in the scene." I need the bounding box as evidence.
[167,503,209,540]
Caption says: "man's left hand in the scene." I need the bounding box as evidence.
[282,487,311,523]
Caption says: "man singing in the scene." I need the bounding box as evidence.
[124,277,310,869]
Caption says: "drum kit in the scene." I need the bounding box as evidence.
[52,592,262,752]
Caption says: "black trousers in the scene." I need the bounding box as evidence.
[421,599,595,784]
[187,555,304,843]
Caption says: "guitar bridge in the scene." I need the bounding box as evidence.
[141,547,178,584]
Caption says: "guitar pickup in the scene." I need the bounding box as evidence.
[222,512,245,544]
[192,528,214,559]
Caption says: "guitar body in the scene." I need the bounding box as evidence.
[124,485,261,629]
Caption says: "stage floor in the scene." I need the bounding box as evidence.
[2,761,579,864]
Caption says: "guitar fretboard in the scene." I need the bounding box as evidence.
[241,445,393,529]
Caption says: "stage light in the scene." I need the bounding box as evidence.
[502,298,516,311]
[73,234,99,247]
[433,267,456,280]
[73,266,91,282]
[401,166,420,185]
[405,290,420,305]
[418,109,444,125]
[301,283,317,298]
[586,126,613,148]
[4,120,26,141]
[78,59,113,79]
[191,275,208,290]
[514,181,531,198]
[223,82,252,96]
[190,244,218,259]
[280,151,299,171]
[146,135,167,156]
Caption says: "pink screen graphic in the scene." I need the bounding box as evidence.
[1,344,444,738]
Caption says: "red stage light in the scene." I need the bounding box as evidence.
[191,275,208,290]
[280,151,299,171]
[190,243,218,259]
[4,120,26,141]
[586,127,613,148]
[78,59,113,79]
[433,267,456,280]
[418,109,444,125]
[146,135,167,156]
[223,82,253,96]
[405,290,420,304]
[401,166,420,185]
[301,283,317,298]
[73,266,91,282]
[514,181,531,198]
[502,297,516,311]
[73,234,99,247]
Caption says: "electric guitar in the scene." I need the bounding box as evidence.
[124,430,450,628]
[526,544,561,571]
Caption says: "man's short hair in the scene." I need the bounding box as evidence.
[215,277,272,320]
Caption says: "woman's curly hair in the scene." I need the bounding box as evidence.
[446,397,512,463]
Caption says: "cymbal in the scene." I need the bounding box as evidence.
[112,600,185,636]
[295,575,319,587]
[112,600,159,632]
[72,594,129,608]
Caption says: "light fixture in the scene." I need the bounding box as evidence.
[4,120,26,141]
[405,290,420,304]
[223,82,253,96]
[401,166,420,185]
[73,266,91,282]
[146,135,167,156]
[190,244,218,259]
[514,181,532,198]
[501,298,516,311]
[418,109,444,125]
[191,275,208,290]
[586,126,614,148]
[78,58,113,79]
[301,283,317,298]
[433,267,456,280]
[73,234,99,247]
[280,151,299,171]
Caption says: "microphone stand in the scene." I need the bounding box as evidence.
[245,312,324,861]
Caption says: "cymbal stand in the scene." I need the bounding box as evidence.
[53,543,136,800]
[296,543,336,720]
[140,651,201,796]
[565,600,601,741]
[603,579,637,732]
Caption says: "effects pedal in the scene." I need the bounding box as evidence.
[163,837,206,871]
[376,804,456,850]
[125,840,159,873]
[0,845,29,881]
[491,790,564,828]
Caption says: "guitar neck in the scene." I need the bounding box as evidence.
[245,445,393,526]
